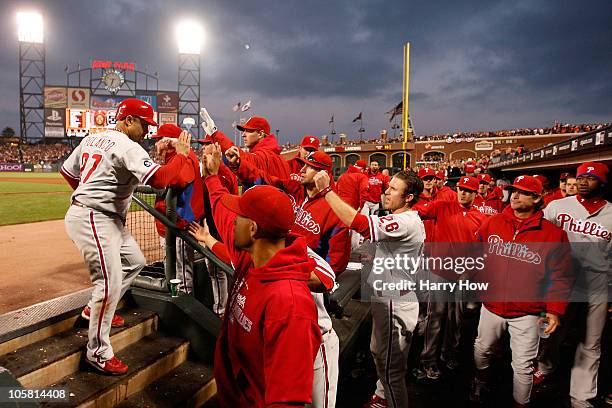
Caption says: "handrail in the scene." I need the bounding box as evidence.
[131,192,234,277]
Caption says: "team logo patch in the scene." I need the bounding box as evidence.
[143,160,153,167]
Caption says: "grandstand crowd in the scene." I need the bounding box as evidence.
[0,143,71,165]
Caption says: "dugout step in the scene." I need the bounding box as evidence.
[115,360,216,408]
[0,308,157,389]
[40,332,189,408]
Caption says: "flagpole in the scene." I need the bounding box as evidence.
[402,42,411,170]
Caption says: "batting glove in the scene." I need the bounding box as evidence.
[200,108,218,136]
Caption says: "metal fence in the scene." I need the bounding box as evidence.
[126,190,164,265]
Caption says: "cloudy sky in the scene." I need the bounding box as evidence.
[0,0,610,144]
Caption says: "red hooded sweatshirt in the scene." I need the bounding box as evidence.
[211,129,290,183]
[153,149,205,236]
[475,206,574,318]
[412,193,437,242]
[287,152,304,181]
[206,175,321,408]
[336,165,369,210]
[235,160,350,277]
[473,187,504,216]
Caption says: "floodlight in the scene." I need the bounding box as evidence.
[176,20,204,54]
[17,11,43,43]
[182,117,196,131]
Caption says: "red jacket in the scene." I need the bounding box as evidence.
[336,166,369,210]
[206,175,321,408]
[475,206,574,318]
[154,149,204,236]
[365,171,389,203]
[212,130,290,183]
[473,188,504,216]
[236,161,350,275]
[417,199,485,280]
[412,193,436,242]
[435,185,457,202]
[544,188,564,206]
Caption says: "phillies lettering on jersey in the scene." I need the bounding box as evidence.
[294,208,321,234]
[556,213,612,242]
[487,235,542,264]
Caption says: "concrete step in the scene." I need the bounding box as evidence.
[115,360,216,408]
[41,332,189,408]
[0,308,157,389]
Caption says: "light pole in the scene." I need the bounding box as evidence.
[17,11,45,143]
[176,20,204,138]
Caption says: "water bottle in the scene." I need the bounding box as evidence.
[538,312,550,339]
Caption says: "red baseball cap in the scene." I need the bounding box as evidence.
[559,172,570,181]
[297,151,332,171]
[196,134,214,144]
[456,176,479,192]
[355,159,367,168]
[220,185,295,237]
[418,167,436,179]
[152,123,182,139]
[533,174,549,187]
[300,135,320,150]
[478,174,492,184]
[236,116,271,135]
[505,175,543,195]
[435,170,445,180]
[576,161,608,183]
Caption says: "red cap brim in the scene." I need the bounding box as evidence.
[457,183,478,192]
[141,117,158,127]
[296,157,329,170]
[220,194,247,217]
[505,184,540,194]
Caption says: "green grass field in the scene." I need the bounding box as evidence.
[0,172,72,226]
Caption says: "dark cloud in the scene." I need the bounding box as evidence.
[0,0,610,142]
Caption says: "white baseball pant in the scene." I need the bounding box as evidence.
[206,257,228,317]
[160,237,195,294]
[312,329,340,408]
[65,205,145,362]
[473,305,540,405]
[370,294,419,408]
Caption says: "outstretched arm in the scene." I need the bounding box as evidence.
[314,171,358,227]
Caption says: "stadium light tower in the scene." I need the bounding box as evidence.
[176,20,203,138]
[17,11,46,142]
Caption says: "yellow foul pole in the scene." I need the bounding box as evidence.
[402,42,410,170]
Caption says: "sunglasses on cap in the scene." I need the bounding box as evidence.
[304,152,329,169]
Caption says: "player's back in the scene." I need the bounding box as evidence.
[62,130,160,219]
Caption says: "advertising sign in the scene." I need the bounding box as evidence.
[66,108,90,137]
[44,108,66,138]
[0,164,24,172]
[68,88,90,109]
[475,141,493,151]
[156,91,179,112]
[136,94,157,109]
[44,87,67,108]
[158,112,177,126]
[90,95,128,110]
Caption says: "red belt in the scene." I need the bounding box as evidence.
[72,199,88,208]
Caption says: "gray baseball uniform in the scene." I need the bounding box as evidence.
[542,196,612,403]
[359,210,425,408]
[62,130,160,364]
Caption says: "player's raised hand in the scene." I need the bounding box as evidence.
[225,146,241,167]
[205,143,222,175]
[175,131,192,156]
[188,221,209,242]
[200,108,218,136]
[314,170,331,191]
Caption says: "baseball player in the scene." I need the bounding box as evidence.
[537,162,611,408]
[314,169,425,408]
[362,160,389,215]
[413,176,486,380]
[473,173,504,215]
[412,167,438,242]
[226,148,350,276]
[565,176,578,196]
[470,175,574,407]
[152,123,205,295]
[337,159,370,250]
[199,144,321,407]
[199,108,290,185]
[287,135,321,181]
[60,98,192,375]
[433,170,457,202]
